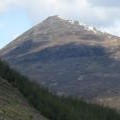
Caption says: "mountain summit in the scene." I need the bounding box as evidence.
[0,16,116,48]
[0,16,120,110]
[0,15,117,56]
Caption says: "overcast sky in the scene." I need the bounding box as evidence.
[0,0,120,48]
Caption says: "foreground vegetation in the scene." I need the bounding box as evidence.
[0,59,120,120]
[0,78,46,120]
[0,77,47,120]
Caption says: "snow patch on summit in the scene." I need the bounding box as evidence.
[86,26,98,33]
[57,16,98,33]
[48,15,98,33]
[57,15,68,21]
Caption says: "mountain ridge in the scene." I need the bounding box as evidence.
[0,15,118,55]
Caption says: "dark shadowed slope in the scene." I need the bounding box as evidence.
[0,59,120,120]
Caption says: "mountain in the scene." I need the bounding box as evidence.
[0,15,120,110]
[0,76,48,120]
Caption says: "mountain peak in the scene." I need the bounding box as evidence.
[42,15,71,25]
[0,15,112,54]
[45,15,68,21]
[42,15,100,34]
[43,15,80,25]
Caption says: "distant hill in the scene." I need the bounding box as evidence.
[1,15,120,110]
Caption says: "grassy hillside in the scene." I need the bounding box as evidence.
[0,59,120,120]
[0,77,48,120]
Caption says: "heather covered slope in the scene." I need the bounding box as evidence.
[1,15,120,109]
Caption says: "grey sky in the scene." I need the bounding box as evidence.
[89,0,120,7]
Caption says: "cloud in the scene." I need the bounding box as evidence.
[100,21,120,36]
[0,1,7,13]
[0,0,90,22]
[0,0,120,36]
[89,0,120,7]
[19,0,90,23]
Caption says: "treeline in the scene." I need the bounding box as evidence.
[0,59,120,120]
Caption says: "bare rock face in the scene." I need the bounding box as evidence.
[1,15,120,109]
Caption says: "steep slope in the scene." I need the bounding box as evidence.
[0,15,120,109]
[0,76,48,120]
